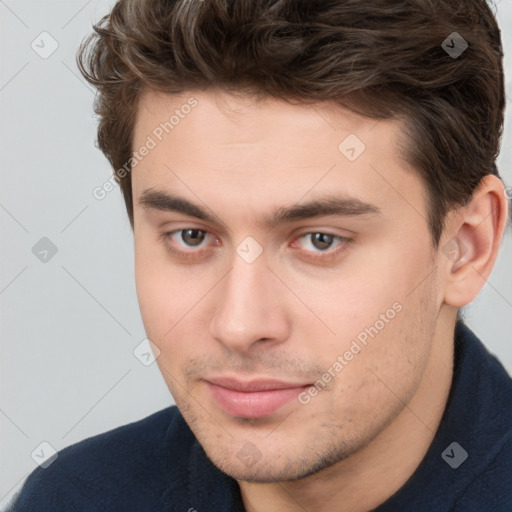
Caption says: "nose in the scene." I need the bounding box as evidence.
[208,250,291,353]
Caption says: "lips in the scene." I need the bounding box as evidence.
[205,377,311,418]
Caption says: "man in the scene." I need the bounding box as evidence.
[9,0,511,511]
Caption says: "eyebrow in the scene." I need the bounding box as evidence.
[139,189,381,229]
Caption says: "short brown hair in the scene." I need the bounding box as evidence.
[77,0,505,245]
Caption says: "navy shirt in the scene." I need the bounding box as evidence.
[8,323,512,511]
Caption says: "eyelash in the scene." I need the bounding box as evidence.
[158,228,352,263]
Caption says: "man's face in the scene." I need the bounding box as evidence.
[132,89,443,482]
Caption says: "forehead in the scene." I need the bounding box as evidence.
[134,88,401,155]
[131,88,426,231]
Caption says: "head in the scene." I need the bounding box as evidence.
[78,0,508,482]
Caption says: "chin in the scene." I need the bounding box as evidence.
[204,438,355,484]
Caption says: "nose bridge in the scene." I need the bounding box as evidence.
[208,247,288,351]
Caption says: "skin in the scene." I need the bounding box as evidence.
[131,88,508,512]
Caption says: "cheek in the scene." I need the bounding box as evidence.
[134,241,215,369]
[135,250,162,332]
[135,239,181,341]
[311,254,436,408]
[135,262,194,396]
[316,307,434,440]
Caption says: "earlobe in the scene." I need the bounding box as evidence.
[443,175,508,308]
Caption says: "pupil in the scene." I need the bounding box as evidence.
[182,229,205,246]
[312,233,333,250]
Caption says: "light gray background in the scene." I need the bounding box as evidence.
[1,0,511,506]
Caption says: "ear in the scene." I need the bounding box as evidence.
[442,175,509,308]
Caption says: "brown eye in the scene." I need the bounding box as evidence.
[160,227,216,262]
[291,232,351,263]
[310,233,336,251]
[181,229,206,247]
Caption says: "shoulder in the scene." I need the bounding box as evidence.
[452,431,512,511]
[7,406,192,511]
[449,323,512,509]
[455,322,512,414]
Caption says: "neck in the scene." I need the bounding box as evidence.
[239,310,456,512]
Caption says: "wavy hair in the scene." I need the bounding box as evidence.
[77,0,505,244]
